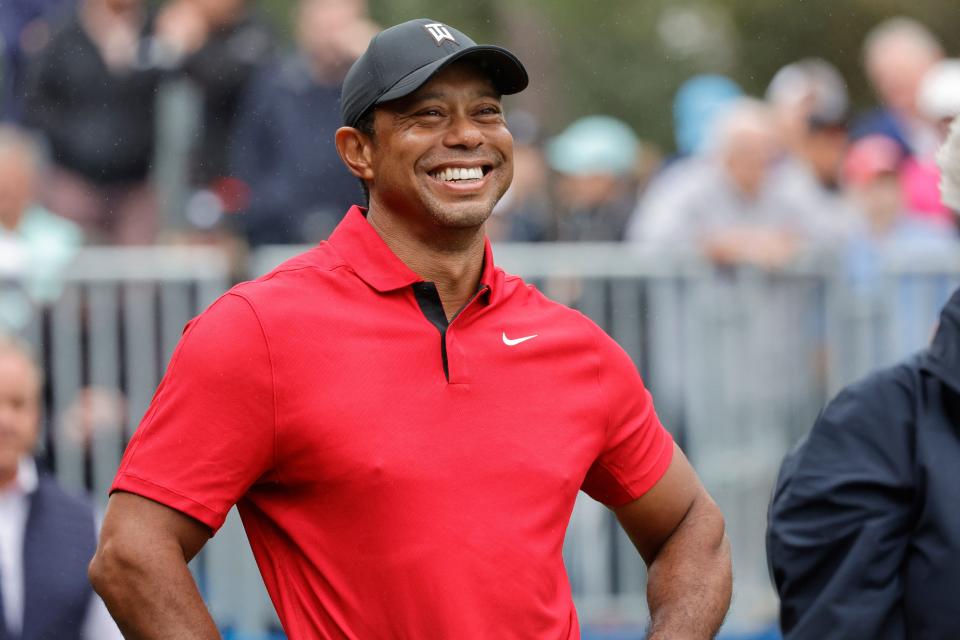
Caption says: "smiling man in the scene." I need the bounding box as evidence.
[89,19,731,639]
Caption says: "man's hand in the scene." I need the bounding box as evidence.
[614,444,732,639]
[88,491,220,639]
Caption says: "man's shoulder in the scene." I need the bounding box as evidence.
[181,243,351,342]
[796,356,923,468]
[831,355,921,413]
[231,241,351,303]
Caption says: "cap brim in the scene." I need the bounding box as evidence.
[375,45,528,106]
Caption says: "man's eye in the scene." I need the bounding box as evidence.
[417,109,444,117]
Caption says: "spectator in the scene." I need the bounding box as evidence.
[766,113,960,640]
[853,17,948,226]
[624,74,742,242]
[229,0,371,245]
[0,0,74,121]
[633,99,802,268]
[488,110,552,242]
[0,334,122,639]
[24,0,162,244]
[766,58,858,245]
[842,135,954,294]
[0,126,82,330]
[853,17,943,157]
[547,115,640,242]
[672,74,743,159]
[768,286,960,640]
[157,0,274,232]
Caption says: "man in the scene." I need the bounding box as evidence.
[634,98,801,268]
[229,0,374,245]
[0,125,83,331]
[765,58,858,246]
[623,74,742,244]
[547,115,640,242]
[853,17,943,159]
[853,17,948,227]
[766,115,960,638]
[0,334,122,639]
[89,19,731,638]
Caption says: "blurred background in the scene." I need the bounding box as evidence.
[2,0,960,638]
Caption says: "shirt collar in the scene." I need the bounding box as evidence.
[328,206,502,303]
[0,457,38,499]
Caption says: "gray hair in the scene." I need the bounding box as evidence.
[706,98,776,157]
[938,115,960,212]
[765,57,849,122]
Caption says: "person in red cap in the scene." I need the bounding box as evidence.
[89,18,731,639]
[843,135,955,266]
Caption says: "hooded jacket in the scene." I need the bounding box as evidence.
[767,286,960,639]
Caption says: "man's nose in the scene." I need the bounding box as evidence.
[443,114,483,149]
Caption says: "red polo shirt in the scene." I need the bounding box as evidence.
[112,206,674,639]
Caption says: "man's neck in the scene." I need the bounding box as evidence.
[366,205,487,320]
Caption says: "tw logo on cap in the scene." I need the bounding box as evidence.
[423,23,456,46]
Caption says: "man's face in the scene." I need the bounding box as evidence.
[723,125,777,198]
[867,40,939,116]
[366,62,514,231]
[0,350,40,485]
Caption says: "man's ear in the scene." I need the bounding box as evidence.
[335,127,375,182]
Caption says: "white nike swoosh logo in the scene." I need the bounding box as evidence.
[502,332,538,346]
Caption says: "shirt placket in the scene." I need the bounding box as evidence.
[412,283,488,384]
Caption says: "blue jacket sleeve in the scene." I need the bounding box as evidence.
[767,363,918,640]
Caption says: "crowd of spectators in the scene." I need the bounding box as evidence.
[0,8,957,287]
[624,18,959,275]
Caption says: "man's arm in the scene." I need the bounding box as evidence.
[614,444,732,639]
[88,491,220,639]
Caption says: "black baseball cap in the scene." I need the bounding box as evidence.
[340,18,529,128]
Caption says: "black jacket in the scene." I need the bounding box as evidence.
[25,14,161,184]
[767,287,960,639]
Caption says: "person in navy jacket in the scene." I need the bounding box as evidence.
[767,115,960,639]
[0,334,121,640]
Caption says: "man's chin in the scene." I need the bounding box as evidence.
[430,199,496,229]
[419,190,497,228]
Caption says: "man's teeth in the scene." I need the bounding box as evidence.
[433,167,484,182]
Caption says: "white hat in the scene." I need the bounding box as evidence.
[919,59,960,121]
[937,115,960,212]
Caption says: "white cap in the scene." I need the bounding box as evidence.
[919,59,960,121]
[937,115,960,212]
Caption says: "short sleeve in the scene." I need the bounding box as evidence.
[581,325,674,506]
[111,292,275,533]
